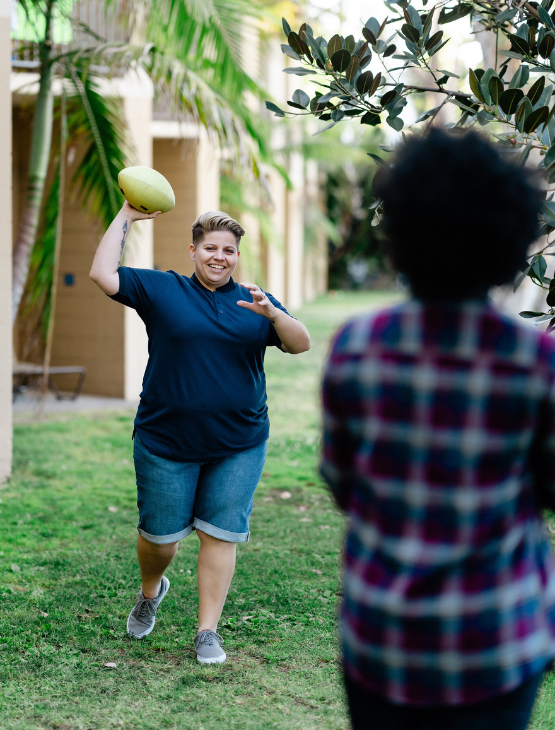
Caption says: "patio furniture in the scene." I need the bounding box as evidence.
[13,362,87,401]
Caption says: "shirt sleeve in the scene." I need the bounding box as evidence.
[265,292,295,348]
[530,375,555,512]
[108,267,172,315]
[319,325,364,512]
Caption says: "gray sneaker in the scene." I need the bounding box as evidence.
[194,630,226,664]
[127,576,170,639]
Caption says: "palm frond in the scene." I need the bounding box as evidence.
[144,48,269,192]
[149,0,265,103]
[63,69,129,229]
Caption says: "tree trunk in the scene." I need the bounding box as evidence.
[12,1,56,326]
[39,89,67,411]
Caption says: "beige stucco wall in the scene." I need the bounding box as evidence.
[0,4,12,482]
[153,133,219,276]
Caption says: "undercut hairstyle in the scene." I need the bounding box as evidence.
[374,129,542,301]
[192,211,245,248]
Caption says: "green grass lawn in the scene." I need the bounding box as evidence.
[2,290,555,730]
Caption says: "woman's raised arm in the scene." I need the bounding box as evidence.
[89,202,159,295]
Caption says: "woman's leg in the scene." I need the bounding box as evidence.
[137,534,179,598]
[197,529,237,630]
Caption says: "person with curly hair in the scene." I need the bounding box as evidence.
[321,130,555,729]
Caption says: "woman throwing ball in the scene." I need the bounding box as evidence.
[90,202,310,663]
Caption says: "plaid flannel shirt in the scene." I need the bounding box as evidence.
[321,299,555,706]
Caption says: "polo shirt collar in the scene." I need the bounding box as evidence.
[191,272,236,294]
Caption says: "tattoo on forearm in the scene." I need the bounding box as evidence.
[117,220,128,269]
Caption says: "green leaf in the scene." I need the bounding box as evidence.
[362,27,377,45]
[533,255,548,281]
[516,97,533,130]
[305,33,327,64]
[265,101,286,117]
[365,17,381,38]
[356,41,370,59]
[479,68,497,104]
[370,72,382,95]
[543,200,555,225]
[387,115,404,130]
[283,67,317,75]
[509,65,530,89]
[402,23,421,42]
[368,153,387,167]
[425,30,443,51]
[469,68,486,103]
[413,105,441,123]
[288,31,304,56]
[427,38,449,57]
[544,143,555,168]
[508,33,530,55]
[330,48,351,72]
[437,69,459,78]
[527,76,546,105]
[312,121,338,136]
[438,3,472,24]
[519,311,546,317]
[383,44,397,57]
[537,5,555,27]
[539,32,555,58]
[327,34,342,56]
[281,44,300,60]
[380,90,397,106]
[495,8,517,22]
[345,54,360,81]
[282,17,291,38]
[489,76,504,105]
[377,16,389,39]
[422,8,435,40]
[500,50,525,60]
[406,5,422,30]
[356,71,374,94]
[514,262,533,291]
[292,89,310,108]
[361,112,381,126]
[345,35,356,53]
[499,87,524,115]
[331,108,345,122]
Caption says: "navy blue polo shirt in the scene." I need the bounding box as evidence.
[109,267,290,462]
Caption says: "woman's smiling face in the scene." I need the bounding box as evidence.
[190,230,240,290]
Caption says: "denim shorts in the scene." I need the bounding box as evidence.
[133,433,268,544]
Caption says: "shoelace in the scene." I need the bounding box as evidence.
[197,630,224,647]
[132,596,158,624]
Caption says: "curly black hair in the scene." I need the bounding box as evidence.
[374,129,542,301]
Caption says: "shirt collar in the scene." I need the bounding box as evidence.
[191,272,236,294]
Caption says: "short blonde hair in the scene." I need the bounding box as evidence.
[192,211,245,247]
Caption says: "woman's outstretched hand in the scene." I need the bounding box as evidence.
[237,283,311,354]
[237,283,278,319]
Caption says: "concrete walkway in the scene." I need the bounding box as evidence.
[13,390,138,421]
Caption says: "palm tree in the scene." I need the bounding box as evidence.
[12,0,273,345]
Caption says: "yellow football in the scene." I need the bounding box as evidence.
[118,166,175,214]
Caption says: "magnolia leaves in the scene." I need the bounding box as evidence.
[357,71,381,96]
[330,49,351,73]
[290,89,310,109]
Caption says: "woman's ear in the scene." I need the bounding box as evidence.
[189,242,195,260]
